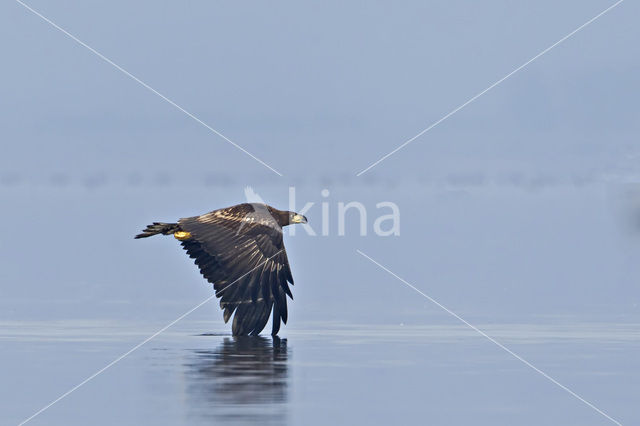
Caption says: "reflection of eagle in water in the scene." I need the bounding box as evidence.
[185,337,289,423]
[135,203,307,336]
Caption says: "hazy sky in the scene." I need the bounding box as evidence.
[1,0,638,180]
[1,0,638,319]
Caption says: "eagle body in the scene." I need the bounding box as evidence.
[135,203,307,336]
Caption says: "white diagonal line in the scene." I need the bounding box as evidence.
[13,0,283,177]
[356,249,622,425]
[356,0,624,176]
[18,250,282,426]
[17,294,216,426]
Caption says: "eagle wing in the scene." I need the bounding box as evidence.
[178,203,294,336]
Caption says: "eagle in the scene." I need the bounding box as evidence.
[135,203,307,336]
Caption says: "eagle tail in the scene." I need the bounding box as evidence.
[135,222,180,239]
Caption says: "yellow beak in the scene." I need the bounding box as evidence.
[292,214,307,224]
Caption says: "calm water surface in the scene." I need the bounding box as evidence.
[2,318,639,425]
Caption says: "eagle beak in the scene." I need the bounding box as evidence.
[292,214,307,224]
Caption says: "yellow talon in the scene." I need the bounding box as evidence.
[174,231,191,240]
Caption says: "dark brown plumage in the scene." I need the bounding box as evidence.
[135,203,307,336]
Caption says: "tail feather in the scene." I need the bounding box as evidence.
[135,222,180,239]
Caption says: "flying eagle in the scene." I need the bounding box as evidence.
[135,203,307,336]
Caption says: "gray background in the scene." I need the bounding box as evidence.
[1,1,638,425]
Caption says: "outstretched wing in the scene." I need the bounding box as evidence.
[178,204,294,336]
